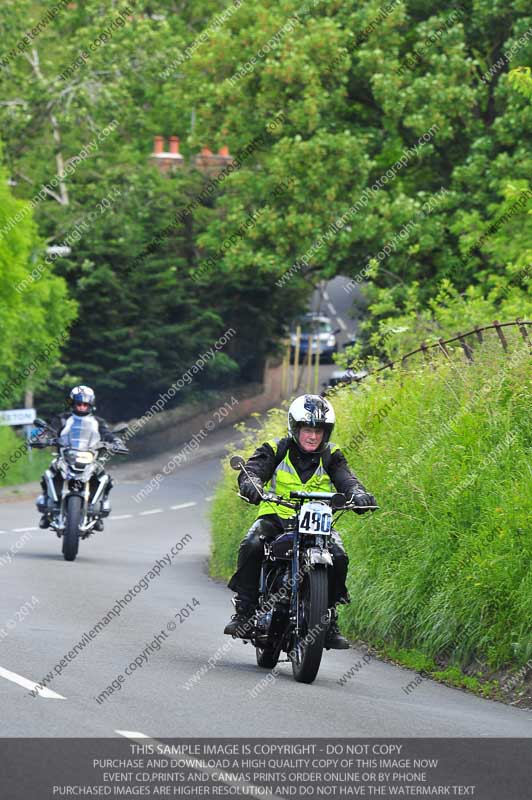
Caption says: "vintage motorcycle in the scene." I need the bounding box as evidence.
[32,417,128,561]
[230,455,377,684]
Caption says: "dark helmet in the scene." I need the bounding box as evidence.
[68,385,95,416]
[288,394,336,451]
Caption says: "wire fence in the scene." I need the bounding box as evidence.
[329,318,531,392]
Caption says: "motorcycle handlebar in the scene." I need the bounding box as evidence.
[261,492,299,510]
[231,454,379,513]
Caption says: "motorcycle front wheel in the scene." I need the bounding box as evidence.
[62,495,82,561]
[291,566,328,684]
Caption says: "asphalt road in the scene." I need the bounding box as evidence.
[1,432,531,740]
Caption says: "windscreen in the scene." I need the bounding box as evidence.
[58,415,101,450]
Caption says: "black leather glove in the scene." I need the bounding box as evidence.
[107,437,127,453]
[240,477,264,505]
[30,436,50,449]
[349,491,377,514]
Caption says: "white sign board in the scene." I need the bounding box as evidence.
[0,408,36,426]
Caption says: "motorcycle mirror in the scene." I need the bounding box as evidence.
[33,418,48,429]
[112,423,128,434]
[331,492,346,509]
[230,455,245,471]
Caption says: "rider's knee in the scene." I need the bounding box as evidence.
[241,528,263,556]
[331,543,348,565]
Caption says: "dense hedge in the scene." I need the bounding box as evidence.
[211,339,531,670]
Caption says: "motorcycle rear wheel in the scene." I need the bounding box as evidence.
[291,567,328,684]
[62,495,82,562]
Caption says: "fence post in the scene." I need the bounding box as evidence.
[474,326,483,344]
[458,333,474,362]
[438,338,450,359]
[516,318,531,349]
[420,340,435,369]
[493,319,508,351]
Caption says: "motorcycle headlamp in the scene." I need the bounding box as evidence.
[64,449,94,466]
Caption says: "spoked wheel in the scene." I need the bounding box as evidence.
[62,495,82,561]
[291,566,328,684]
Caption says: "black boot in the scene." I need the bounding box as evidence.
[224,599,256,638]
[39,515,50,529]
[325,610,349,650]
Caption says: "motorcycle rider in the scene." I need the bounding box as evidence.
[224,394,377,649]
[34,385,122,531]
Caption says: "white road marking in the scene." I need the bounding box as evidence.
[338,317,347,331]
[170,502,197,510]
[12,527,38,532]
[205,496,215,502]
[109,514,133,521]
[323,289,330,301]
[327,301,337,315]
[0,666,65,699]
[115,730,150,739]
[139,509,163,516]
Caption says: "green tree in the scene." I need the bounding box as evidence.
[0,156,76,407]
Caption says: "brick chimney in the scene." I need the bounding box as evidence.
[149,135,184,174]
[194,144,235,176]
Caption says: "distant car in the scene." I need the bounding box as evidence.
[324,368,369,390]
[290,314,339,363]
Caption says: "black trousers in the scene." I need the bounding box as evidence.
[228,514,349,608]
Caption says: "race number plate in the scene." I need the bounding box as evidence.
[298,501,332,534]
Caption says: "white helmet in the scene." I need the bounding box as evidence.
[68,385,95,416]
[288,394,335,450]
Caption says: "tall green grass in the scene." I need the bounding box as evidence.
[0,427,50,487]
[211,337,531,669]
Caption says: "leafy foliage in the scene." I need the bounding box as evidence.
[211,339,532,669]
[0,0,530,414]
[0,158,76,406]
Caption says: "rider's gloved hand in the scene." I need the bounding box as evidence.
[241,477,263,505]
[30,436,48,449]
[349,491,377,514]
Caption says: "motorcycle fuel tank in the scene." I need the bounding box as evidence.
[270,531,294,560]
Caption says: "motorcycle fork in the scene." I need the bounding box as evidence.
[291,527,301,637]
[83,482,90,523]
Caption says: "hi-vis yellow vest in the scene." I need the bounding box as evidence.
[257,439,339,520]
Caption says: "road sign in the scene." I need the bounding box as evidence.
[0,408,36,426]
